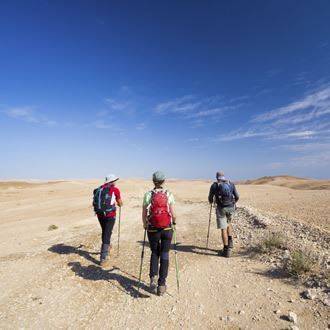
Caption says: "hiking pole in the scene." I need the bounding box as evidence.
[117,207,121,255]
[173,224,180,293]
[137,228,147,294]
[206,203,213,249]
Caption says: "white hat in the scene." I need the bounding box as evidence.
[105,174,119,183]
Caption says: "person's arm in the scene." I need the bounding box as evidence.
[142,205,148,229]
[169,204,176,225]
[208,183,216,204]
[168,192,177,225]
[232,184,239,203]
[142,192,149,229]
[115,188,123,207]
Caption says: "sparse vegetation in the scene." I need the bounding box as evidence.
[255,232,286,253]
[287,250,316,277]
[48,224,58,231]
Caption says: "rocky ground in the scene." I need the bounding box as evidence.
[0,180,329,329]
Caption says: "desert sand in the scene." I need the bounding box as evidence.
[0,178,329,329]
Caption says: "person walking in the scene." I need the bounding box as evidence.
[208,171,239,258]
[142,171,176,296]
[93,174,123,266]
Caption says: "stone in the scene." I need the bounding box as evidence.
[302,289,316,300]
[238,310,245,315]
[288,311,298,324]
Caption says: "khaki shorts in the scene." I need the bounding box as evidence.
[216,206,235,229]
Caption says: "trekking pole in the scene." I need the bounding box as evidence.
[137,228,147,294]
[206,203,213,249]
[117,207,121,255]
[173,224,180,293]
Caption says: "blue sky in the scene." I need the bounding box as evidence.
[0,1,330,180]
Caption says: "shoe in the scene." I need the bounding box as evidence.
[100,243,110,266]
[150,277,157,293]
[100,258,110,267]
[228,237,234,249]
[157,285,166,296]
[219,247,230,258]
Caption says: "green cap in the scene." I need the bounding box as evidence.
[152,171,166,182]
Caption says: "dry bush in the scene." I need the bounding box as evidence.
[287,250,316,277]
[255,232,286,253]
[48,224,58,231]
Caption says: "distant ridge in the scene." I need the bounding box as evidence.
[238,175,330,190]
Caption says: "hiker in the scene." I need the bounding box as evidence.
[208,171,239,258]
[93,174,123,266]
[142,171,176,296]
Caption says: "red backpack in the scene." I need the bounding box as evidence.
[149,190,171,228]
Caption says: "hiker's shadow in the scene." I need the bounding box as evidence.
[137,241,218,256]
[68,262,150,298]
[48,243,99,265]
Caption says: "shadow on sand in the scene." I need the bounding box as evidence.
[48,243,100,265]
[137,240,219,256]
[68,262,150,298]
[49,243,150,298]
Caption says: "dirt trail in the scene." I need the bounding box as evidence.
[0,180,328,329]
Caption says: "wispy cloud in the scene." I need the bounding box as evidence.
[253,85,330,123]
[136,122,146,130]
[2,106,57,126]
[155,95,244,122]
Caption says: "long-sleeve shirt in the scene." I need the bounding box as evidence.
[208,181,239,206]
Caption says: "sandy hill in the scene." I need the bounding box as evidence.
[240,175,330,190]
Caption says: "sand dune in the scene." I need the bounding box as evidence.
[240,175,330,190]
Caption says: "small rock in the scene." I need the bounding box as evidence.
[290,326,299,330]
[302,289,316,300]
[288,311,298,324]
[322,297,330,307]
[238,310,245,315]
[274,310,281,315]
[234,284,239,288]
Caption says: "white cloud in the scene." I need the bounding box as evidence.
[253,86,330,123]
[155,95,244,122]
[2,106,57,126]
[280,142,330,152]
[136,123,146,130]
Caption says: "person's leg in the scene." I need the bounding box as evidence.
[103,218,116,245]
[158,229,173,287]
[97,215,106,243]
[147,231,161,280]
[218,208,230,257]
[98,215,110,263]
[221,228,229,246]
[227,207,235,248]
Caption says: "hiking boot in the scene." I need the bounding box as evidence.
[228,237,234,249]
[100,258,110,267]
[100,243,110,266]
[150,277,157,293]
[157,285,166,296]
[219,246,230,258]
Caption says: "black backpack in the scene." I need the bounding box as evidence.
[217,181,234,206]
[93,185,116,215]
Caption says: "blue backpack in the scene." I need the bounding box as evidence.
[217,181,234,206]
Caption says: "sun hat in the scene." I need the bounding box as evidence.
[152,171,166,182]
[105,174,119,183]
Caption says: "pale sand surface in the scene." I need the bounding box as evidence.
[0,179,328,329]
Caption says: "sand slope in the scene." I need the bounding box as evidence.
[241,175,330,190]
